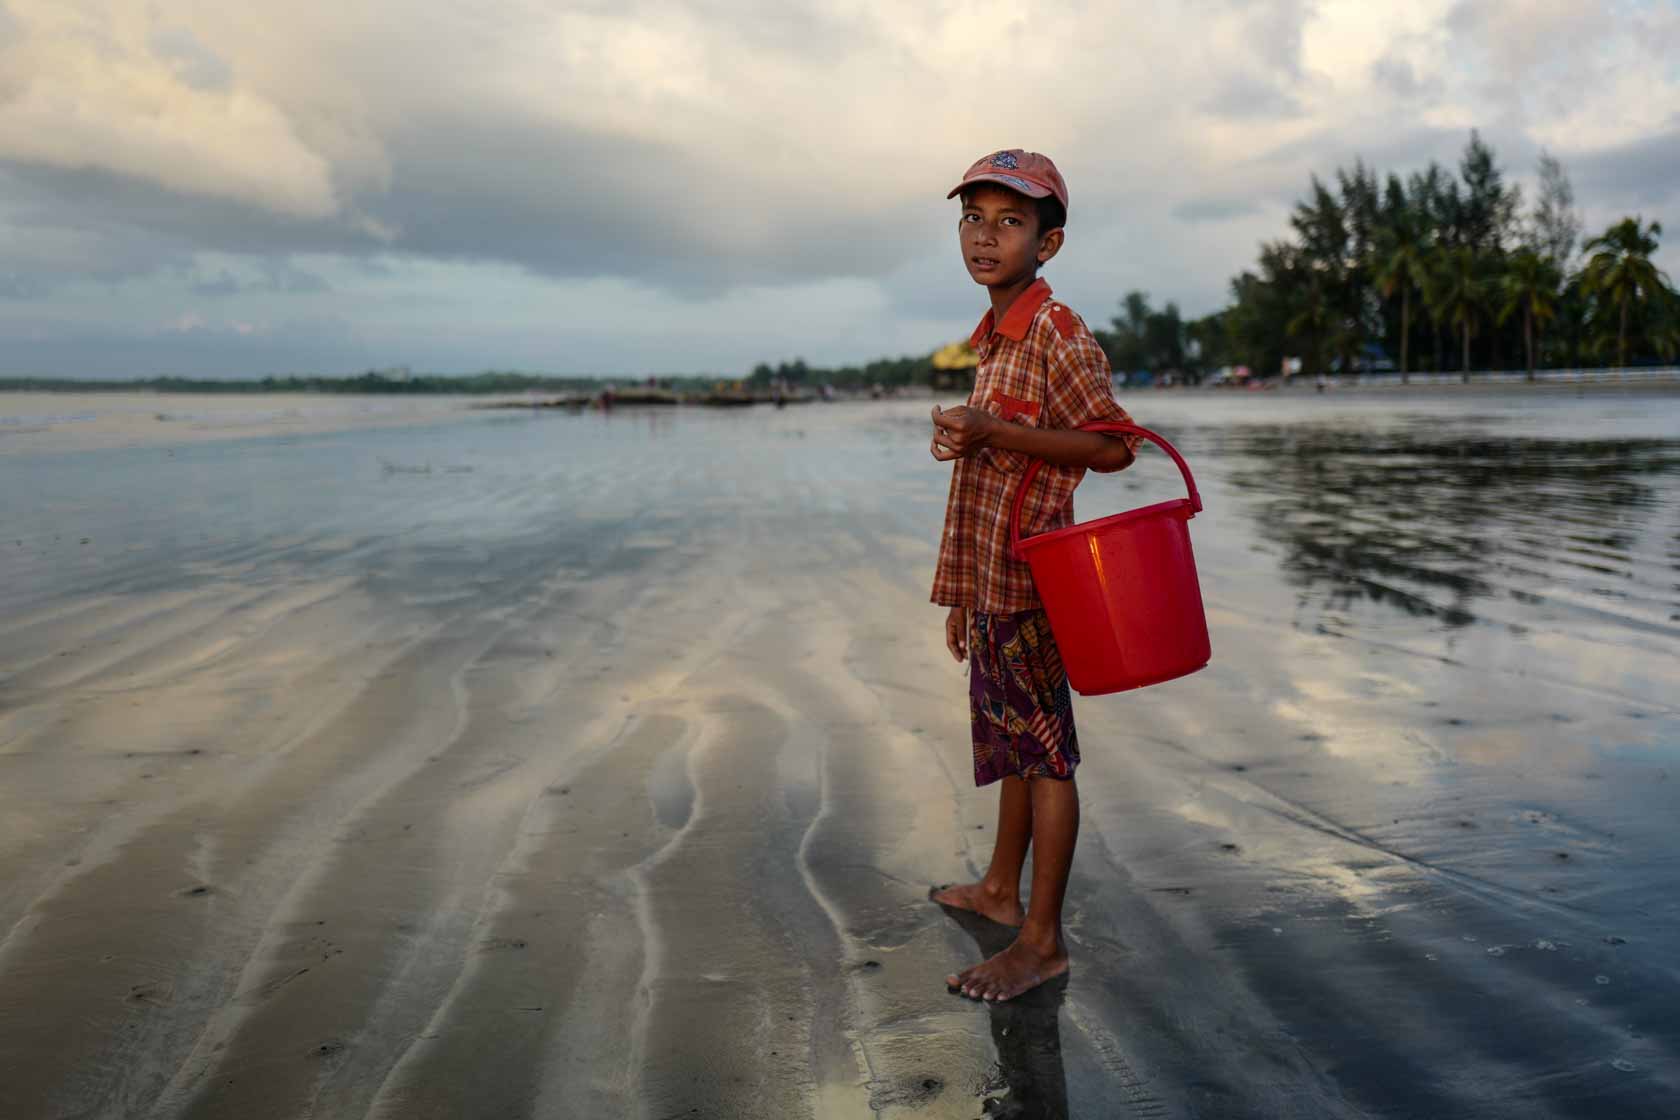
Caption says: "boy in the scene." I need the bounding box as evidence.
[929,149,1139,1002]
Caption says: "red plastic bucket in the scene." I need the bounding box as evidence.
[1009,422,1210,695]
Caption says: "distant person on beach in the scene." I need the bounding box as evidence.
[928,150,1141,1001]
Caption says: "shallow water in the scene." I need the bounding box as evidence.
[1,389,1677,1118]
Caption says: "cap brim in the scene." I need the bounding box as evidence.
[946,172,1054,200]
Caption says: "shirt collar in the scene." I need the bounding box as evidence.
[969,277,1054,348]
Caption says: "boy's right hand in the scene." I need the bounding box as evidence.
[945,606,969,662]
[930,404,997,462]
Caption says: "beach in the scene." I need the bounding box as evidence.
[2,389,1677,1119]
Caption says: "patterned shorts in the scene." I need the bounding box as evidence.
[968,608,1080,786]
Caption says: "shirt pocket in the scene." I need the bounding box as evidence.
[979,391,1041,475]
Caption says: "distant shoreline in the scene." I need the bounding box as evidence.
[0,375,611,396]
[7,367,1678,397]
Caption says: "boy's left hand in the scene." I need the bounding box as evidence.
[930,405,997,461]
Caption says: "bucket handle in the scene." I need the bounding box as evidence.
[1008,422,1202,560]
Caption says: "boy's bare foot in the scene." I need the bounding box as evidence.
[929,881,1025,928]
[946,935,1068,1002]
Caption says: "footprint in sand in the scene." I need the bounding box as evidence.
[127,982,171,1006]
[245,966,310,1003]
[867,1074,944,1109]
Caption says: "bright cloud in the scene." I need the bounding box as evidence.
[0,2,339,217]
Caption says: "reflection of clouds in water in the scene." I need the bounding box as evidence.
[1279,856,1408,912]
[1184,407,1680,790]
[1171,791,1241,835]
[1267,609,1668,779]
[1271,694,1435,766]
[1208,421,1680,634]
[1168,762,1420,915]
[1525,628,1677,708]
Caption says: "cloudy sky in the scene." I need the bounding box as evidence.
[2,0,1678,378]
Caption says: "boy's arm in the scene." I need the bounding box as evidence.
[1043,307,1141,472]
[931,405,1133,471]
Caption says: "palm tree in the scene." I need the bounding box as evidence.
[1650,290,1680,363]
[1498,250,1562,381]
[1580,217,1669,368]
[1374,225,1429,383]
[1427,246,1488,382]
[1286,275,1333,377]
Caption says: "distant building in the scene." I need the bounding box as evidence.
[929,339,980,391]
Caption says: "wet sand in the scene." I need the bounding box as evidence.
[1,393,1677,1118]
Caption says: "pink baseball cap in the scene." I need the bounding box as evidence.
[947,149,1069,214]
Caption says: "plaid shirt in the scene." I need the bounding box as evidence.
[932,278,1139,613]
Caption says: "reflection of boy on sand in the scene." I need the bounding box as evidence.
[929,149,1140,1002]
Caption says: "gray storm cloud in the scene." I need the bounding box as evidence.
[0,0,1327,285]
[0,0,1676,375]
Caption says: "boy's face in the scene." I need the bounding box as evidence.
[958,184,1063,289]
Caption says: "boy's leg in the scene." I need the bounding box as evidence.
[947,775,1076,1001]
[930,775,1031,927]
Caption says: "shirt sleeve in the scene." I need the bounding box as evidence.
[1044,324,1142,472]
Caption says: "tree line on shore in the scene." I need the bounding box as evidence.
[1187,132,1677,381]
[0,371,726,396]
[0,372,603,394]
